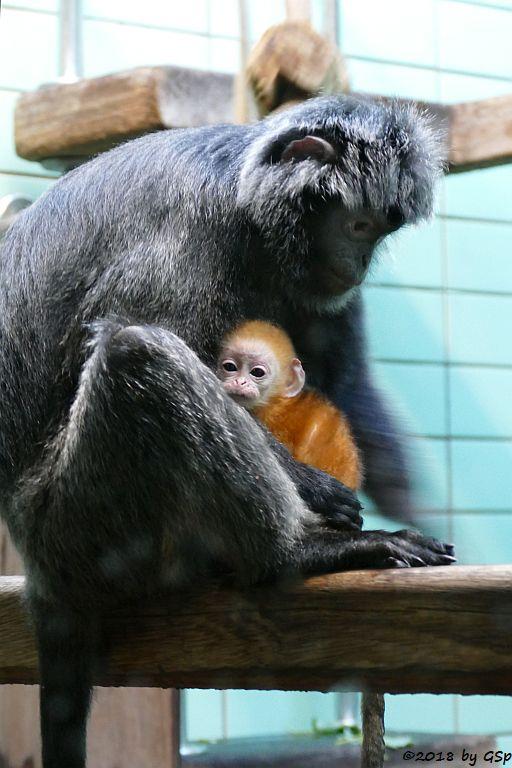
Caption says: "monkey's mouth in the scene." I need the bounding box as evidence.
[224,384,260,405]
[231,391,258,402]
[322,265,359,293]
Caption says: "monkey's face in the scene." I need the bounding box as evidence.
[217,343,278,409]
[237,96,444,305]
[217,338,305,409]
[304,198,405,297]
[276,138,405,299]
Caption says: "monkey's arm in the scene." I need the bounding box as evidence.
[267,432,363,531]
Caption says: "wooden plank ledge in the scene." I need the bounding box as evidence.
[449,93,512,170]
[2,566,512,695]
[14,66,234,165]
[14,64,512,173]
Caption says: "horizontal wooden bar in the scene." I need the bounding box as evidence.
[2,566,512,695]
[14,56,512,174]
[449,94,512,172]
[244,20,512,173]
[14,66,234,164]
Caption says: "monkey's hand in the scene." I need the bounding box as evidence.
[364,529,456,568]
[298,467,364,531]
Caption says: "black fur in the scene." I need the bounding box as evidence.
[0,95,452,766]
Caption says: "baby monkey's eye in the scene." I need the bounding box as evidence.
[250,366,266,378]
[222,361,237,372]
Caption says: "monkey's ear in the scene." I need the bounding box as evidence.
[280,135,336,164]
[284,358,306,399]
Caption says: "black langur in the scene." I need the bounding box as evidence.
[218,319,362,490]
[0,95,454,767]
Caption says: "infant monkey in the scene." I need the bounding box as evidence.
[218,320,362,491]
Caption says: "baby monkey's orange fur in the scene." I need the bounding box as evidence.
[219,321,362,490]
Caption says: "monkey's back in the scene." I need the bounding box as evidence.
[256,390,362,490]
[0,123,254,498]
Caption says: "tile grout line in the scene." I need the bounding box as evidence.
[368,284,512,297]
[345,53,512,84]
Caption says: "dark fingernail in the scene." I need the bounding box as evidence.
[410,556,426,566]
[388,558,409,568]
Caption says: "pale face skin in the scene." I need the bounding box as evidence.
[217,340,305,410]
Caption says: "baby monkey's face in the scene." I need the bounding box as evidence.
[217,341,278,409]
[217,336,305,409]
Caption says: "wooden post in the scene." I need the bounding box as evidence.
[0,532,180,767]
[246,20,349,116]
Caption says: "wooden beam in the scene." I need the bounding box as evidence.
[243,22,512,172]
[2,566,512,695]
[449,94,512,171]
[14,65,234,163]
[246,21,349,116]
[12,57,512,172]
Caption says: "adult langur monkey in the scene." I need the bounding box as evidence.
[0,96,454,767]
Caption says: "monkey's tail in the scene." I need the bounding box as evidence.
[34,602,99,768]
[361,692,385,768]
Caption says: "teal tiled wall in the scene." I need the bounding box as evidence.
[2,0,512,747]
[347,0,512,740]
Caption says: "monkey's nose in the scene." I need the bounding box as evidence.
[344,208,405,243]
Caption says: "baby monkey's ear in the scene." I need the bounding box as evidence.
[280,135,336,164]
[284,358,306,398]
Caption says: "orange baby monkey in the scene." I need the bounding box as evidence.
[217,320,362,490]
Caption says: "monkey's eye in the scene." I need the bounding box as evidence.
[222,361,238,372]
[250,366,267,379]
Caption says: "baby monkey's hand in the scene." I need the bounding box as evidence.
[300,466,363,532]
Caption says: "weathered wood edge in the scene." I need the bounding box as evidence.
[448,93,512,171]
[2,566,512,694]
[14,66,235,163]
[13,62,512,173]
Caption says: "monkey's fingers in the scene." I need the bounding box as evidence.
[323,513,363,532]
[385,531,457,567]
[318,487,364,530]
[393,530,456,558]
[300,470,364,530]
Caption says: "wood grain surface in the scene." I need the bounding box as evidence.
[13,31,512,173]
[14,65,234,162]
[2,566,512,696]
